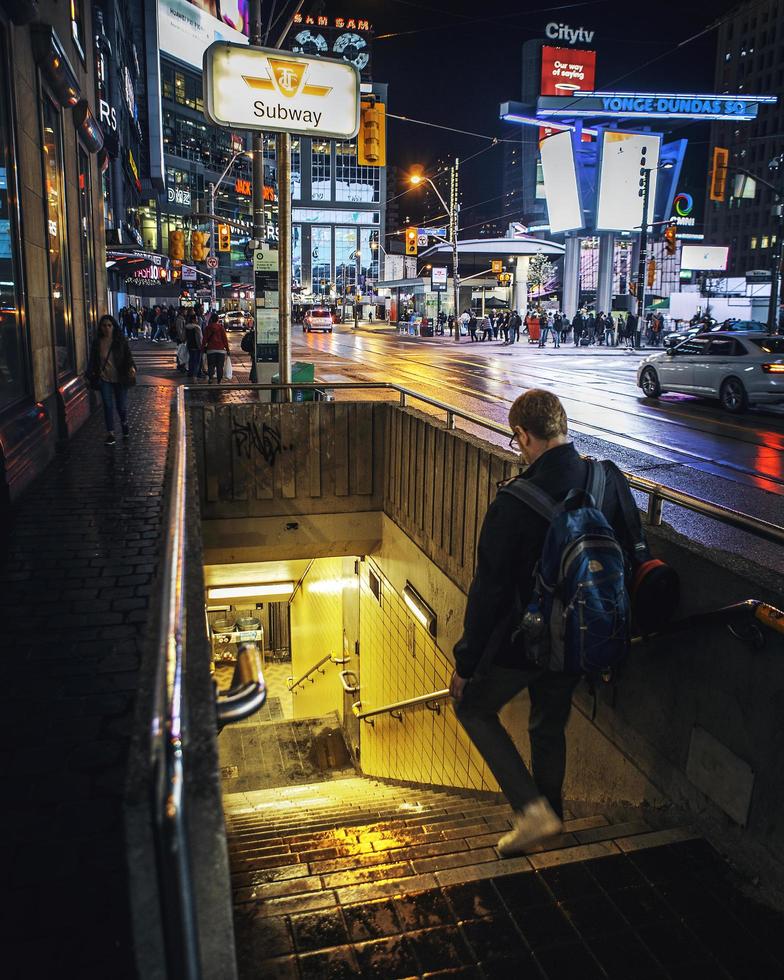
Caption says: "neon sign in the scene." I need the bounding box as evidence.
[293,14,371,31]
[537,91,777,121]
[674,193,693,217]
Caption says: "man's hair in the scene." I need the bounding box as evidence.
[509,389,568,441]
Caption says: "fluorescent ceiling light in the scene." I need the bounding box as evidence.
[207,582,295,600]
[402,582,437,638]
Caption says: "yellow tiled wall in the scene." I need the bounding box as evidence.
[357,557,498,794]
[289,556,347,720]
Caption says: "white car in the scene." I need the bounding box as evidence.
[303,308,334,333]
[637,333,784,413]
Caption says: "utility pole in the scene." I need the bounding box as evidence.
[209,181,216,310]
[635,167,652,333]
[249,0,264,384]
[278,131,292,387]
[450,159,460,343]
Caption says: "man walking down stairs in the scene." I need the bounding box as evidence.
[225,776,784,979]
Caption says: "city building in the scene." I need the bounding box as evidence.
[0,0,108,505]
[500,121,523,225]
[704,0,784,277]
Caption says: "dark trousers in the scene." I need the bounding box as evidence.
[99,381,128,432]
[187,349,202,377]
[455,664,580,818]
[206,351,226,381]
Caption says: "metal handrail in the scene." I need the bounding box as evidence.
[353,688,451,725]
[151,385,200,978]
[339,669,360,694]
[287,654,348,692]
[215,643,267,727]
[188,381,784,548]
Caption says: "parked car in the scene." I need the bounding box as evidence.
[663,318,766,349]
[637,333,784,412]
[303,308,334,333]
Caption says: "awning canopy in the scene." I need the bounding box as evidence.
[420,237,565,261]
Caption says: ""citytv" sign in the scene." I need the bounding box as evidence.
[204,42,359,138]
[537,91,777,121]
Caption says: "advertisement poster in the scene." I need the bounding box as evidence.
[158,0,249,71]
[539,45,596,142]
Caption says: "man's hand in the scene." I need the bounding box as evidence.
[449,671,468,701]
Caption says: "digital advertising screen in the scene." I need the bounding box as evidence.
[540,130,583,233]
[596,131,661,232]
[680,245,729,271]
[539,45,596,142]
[158,0,249,71]
[431,266,447,292]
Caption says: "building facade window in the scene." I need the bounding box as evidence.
[311,141,331,201]
[335,226,357,296]
[311,225,331,294]
[292,225,302,287]
[41,96,74,379]
[70,0,86,60]
[0,25,28,410]
[335,140,380,203]
[77,145,98,346]
[291,137,301,200]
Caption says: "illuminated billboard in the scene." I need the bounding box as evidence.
[540,130,583,233]
[540,45,596,142]
[431,266,447,292]
[680,245,729,271]
[596,131,661,232]
[158,0,249,71]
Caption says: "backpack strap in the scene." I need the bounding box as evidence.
[585,458,607,509]
[498,478,558,522]
[603,459,650,564]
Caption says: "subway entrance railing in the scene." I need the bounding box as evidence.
[144,381,784,979]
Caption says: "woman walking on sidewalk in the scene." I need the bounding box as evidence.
[201,312,230,383]
[87,314,137,446]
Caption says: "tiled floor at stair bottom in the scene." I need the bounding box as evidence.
[233,836,784,980]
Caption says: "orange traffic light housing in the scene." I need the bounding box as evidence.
[710,146,729,202]
[218,223,231,252]
[664,224,677,256]
[190,230,209,263]
[646,258,656,288]
[405,227,418,256]
[358,100,386,167]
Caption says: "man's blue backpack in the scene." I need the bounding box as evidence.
[500,460,631,675]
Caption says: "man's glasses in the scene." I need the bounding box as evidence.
[508,432,518,450]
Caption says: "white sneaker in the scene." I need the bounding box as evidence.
[497,797,563,857]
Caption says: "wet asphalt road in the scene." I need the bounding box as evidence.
[292,325,784,574]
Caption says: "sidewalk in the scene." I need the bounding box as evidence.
[1,384,173,977]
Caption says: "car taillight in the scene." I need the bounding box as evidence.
[761,363,784,373]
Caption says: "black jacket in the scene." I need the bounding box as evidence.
[453,442,645,678]
[87,330,136,385]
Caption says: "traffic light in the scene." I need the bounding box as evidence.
[405,226,418,256]
[709,146,729,202]
[664,223,677,256]
[168,228,185,261]
[190,230,209,262]
[647,258,656,288]
[358,100,386,167]
[218,223,231,252]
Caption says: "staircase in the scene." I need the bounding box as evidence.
[224,776,782,979]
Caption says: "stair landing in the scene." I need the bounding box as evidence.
[225,778,784,979]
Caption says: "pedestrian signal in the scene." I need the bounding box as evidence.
[358,100,386,167]
[710,147,729,202]
[663,224,677,256]
[218,224,231,252]
[190,230,210,263]
[405,227,418,256]
[647,258,656,288]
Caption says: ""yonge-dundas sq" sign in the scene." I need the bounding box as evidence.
[204,42,359,139]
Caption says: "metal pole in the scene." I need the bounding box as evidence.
[451,159,460,343]
[278,131,292,390]
[635,168,651,335]
[768,208,783,334]
[354,250,360,328]
[249,0,264,384]
[209,182,216,312]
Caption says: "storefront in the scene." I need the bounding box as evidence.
[0,5,107,507]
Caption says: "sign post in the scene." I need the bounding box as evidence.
[204,35,359,396]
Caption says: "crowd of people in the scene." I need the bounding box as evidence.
[424,307,668,349]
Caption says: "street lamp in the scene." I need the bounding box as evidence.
[635,160,673,337]
[354,249,361,329]
[410,161,461,342]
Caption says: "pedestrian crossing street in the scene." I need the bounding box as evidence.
[129,339,183,384]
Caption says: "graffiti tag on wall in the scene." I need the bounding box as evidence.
[232,420,293,466]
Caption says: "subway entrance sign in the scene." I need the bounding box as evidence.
[203,42,360,139]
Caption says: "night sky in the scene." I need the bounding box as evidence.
[315,0,742,230]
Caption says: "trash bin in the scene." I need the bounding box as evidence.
[272,361,316,402]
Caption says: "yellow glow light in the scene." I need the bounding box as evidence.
[207,582,295,600]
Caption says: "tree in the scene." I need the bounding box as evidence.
[527,253,555,305]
